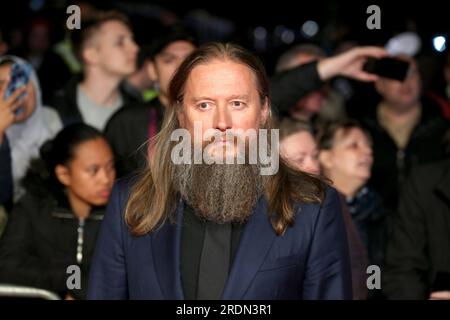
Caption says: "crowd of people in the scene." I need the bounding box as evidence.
[0,4,449,300]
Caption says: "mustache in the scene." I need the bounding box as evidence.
[201,129,249,145]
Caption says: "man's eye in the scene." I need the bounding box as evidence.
[198,102,211,109]
[231,101,245,108]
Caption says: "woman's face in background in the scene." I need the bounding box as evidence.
[280,131,320,175]
[321,127,373,181]
[59,138,116,207]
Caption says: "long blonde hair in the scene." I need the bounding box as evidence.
[125,42,326,236]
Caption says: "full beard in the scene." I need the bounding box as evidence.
[172,162,266,224]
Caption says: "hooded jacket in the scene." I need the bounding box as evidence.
[0,162,104,299]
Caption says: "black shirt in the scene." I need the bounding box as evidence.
[180,204,245,300]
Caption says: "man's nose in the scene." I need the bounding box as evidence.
[213,106,232,131]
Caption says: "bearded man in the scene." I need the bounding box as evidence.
[88,42,352,300]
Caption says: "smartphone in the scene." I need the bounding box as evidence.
[3,62,31,115]
[363,57,411,81]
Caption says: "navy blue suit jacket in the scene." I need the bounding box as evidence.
[87,180,352,300]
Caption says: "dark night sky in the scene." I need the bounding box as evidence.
[149,0,448,33]
[2,0,448,35]
[1,0,448,57]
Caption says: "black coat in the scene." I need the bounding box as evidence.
[383,159,450,299]
[0,136,12,210]
[0,180,104,299]
[104,98,164,178]
[361,97,450,213]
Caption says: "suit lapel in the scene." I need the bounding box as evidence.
[221,197,277,299]
[150,196,276,300]
[151,199,185,299]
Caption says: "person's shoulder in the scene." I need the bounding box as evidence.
[52,75,80,100]
[11,187,55,222]
[409,159,450,188]
[287,185,343,238]
[318,185,341,213]
[21,161,54,200]
[116,102,150,117]
[41,106,63,138]
[114,176,135,196]
[420,95,450,130]
[50,75,81,116]
[105,102,150,128]
[111,175,142,207]
[292,183,340,220]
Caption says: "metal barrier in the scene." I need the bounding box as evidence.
[0,284,61,300]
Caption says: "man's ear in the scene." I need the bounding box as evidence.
[260,97,270,126]
[318,150,333,170]
[55,165,71,187]
[146,61,158,81]
[83,46,99,65]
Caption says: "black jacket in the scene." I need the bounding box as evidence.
[0,136,12,210]
[50,75,140,127]
[383,159,450,299]
[361,97,449,213]
[346,186,386,269]
[37,51,73,106]
[104,98,164,178]
[270,61,323,117]
[0,174,104,299]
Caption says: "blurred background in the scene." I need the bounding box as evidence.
[1,0,448,71]
[0,0,449,301]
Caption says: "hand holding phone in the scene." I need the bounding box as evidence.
[3,62,31,115]
[0,78,27,138]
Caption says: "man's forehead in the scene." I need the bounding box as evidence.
[188,94,250,103]
[97,20,132,37]
[185,61,258,95]
[85,20,132,49]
